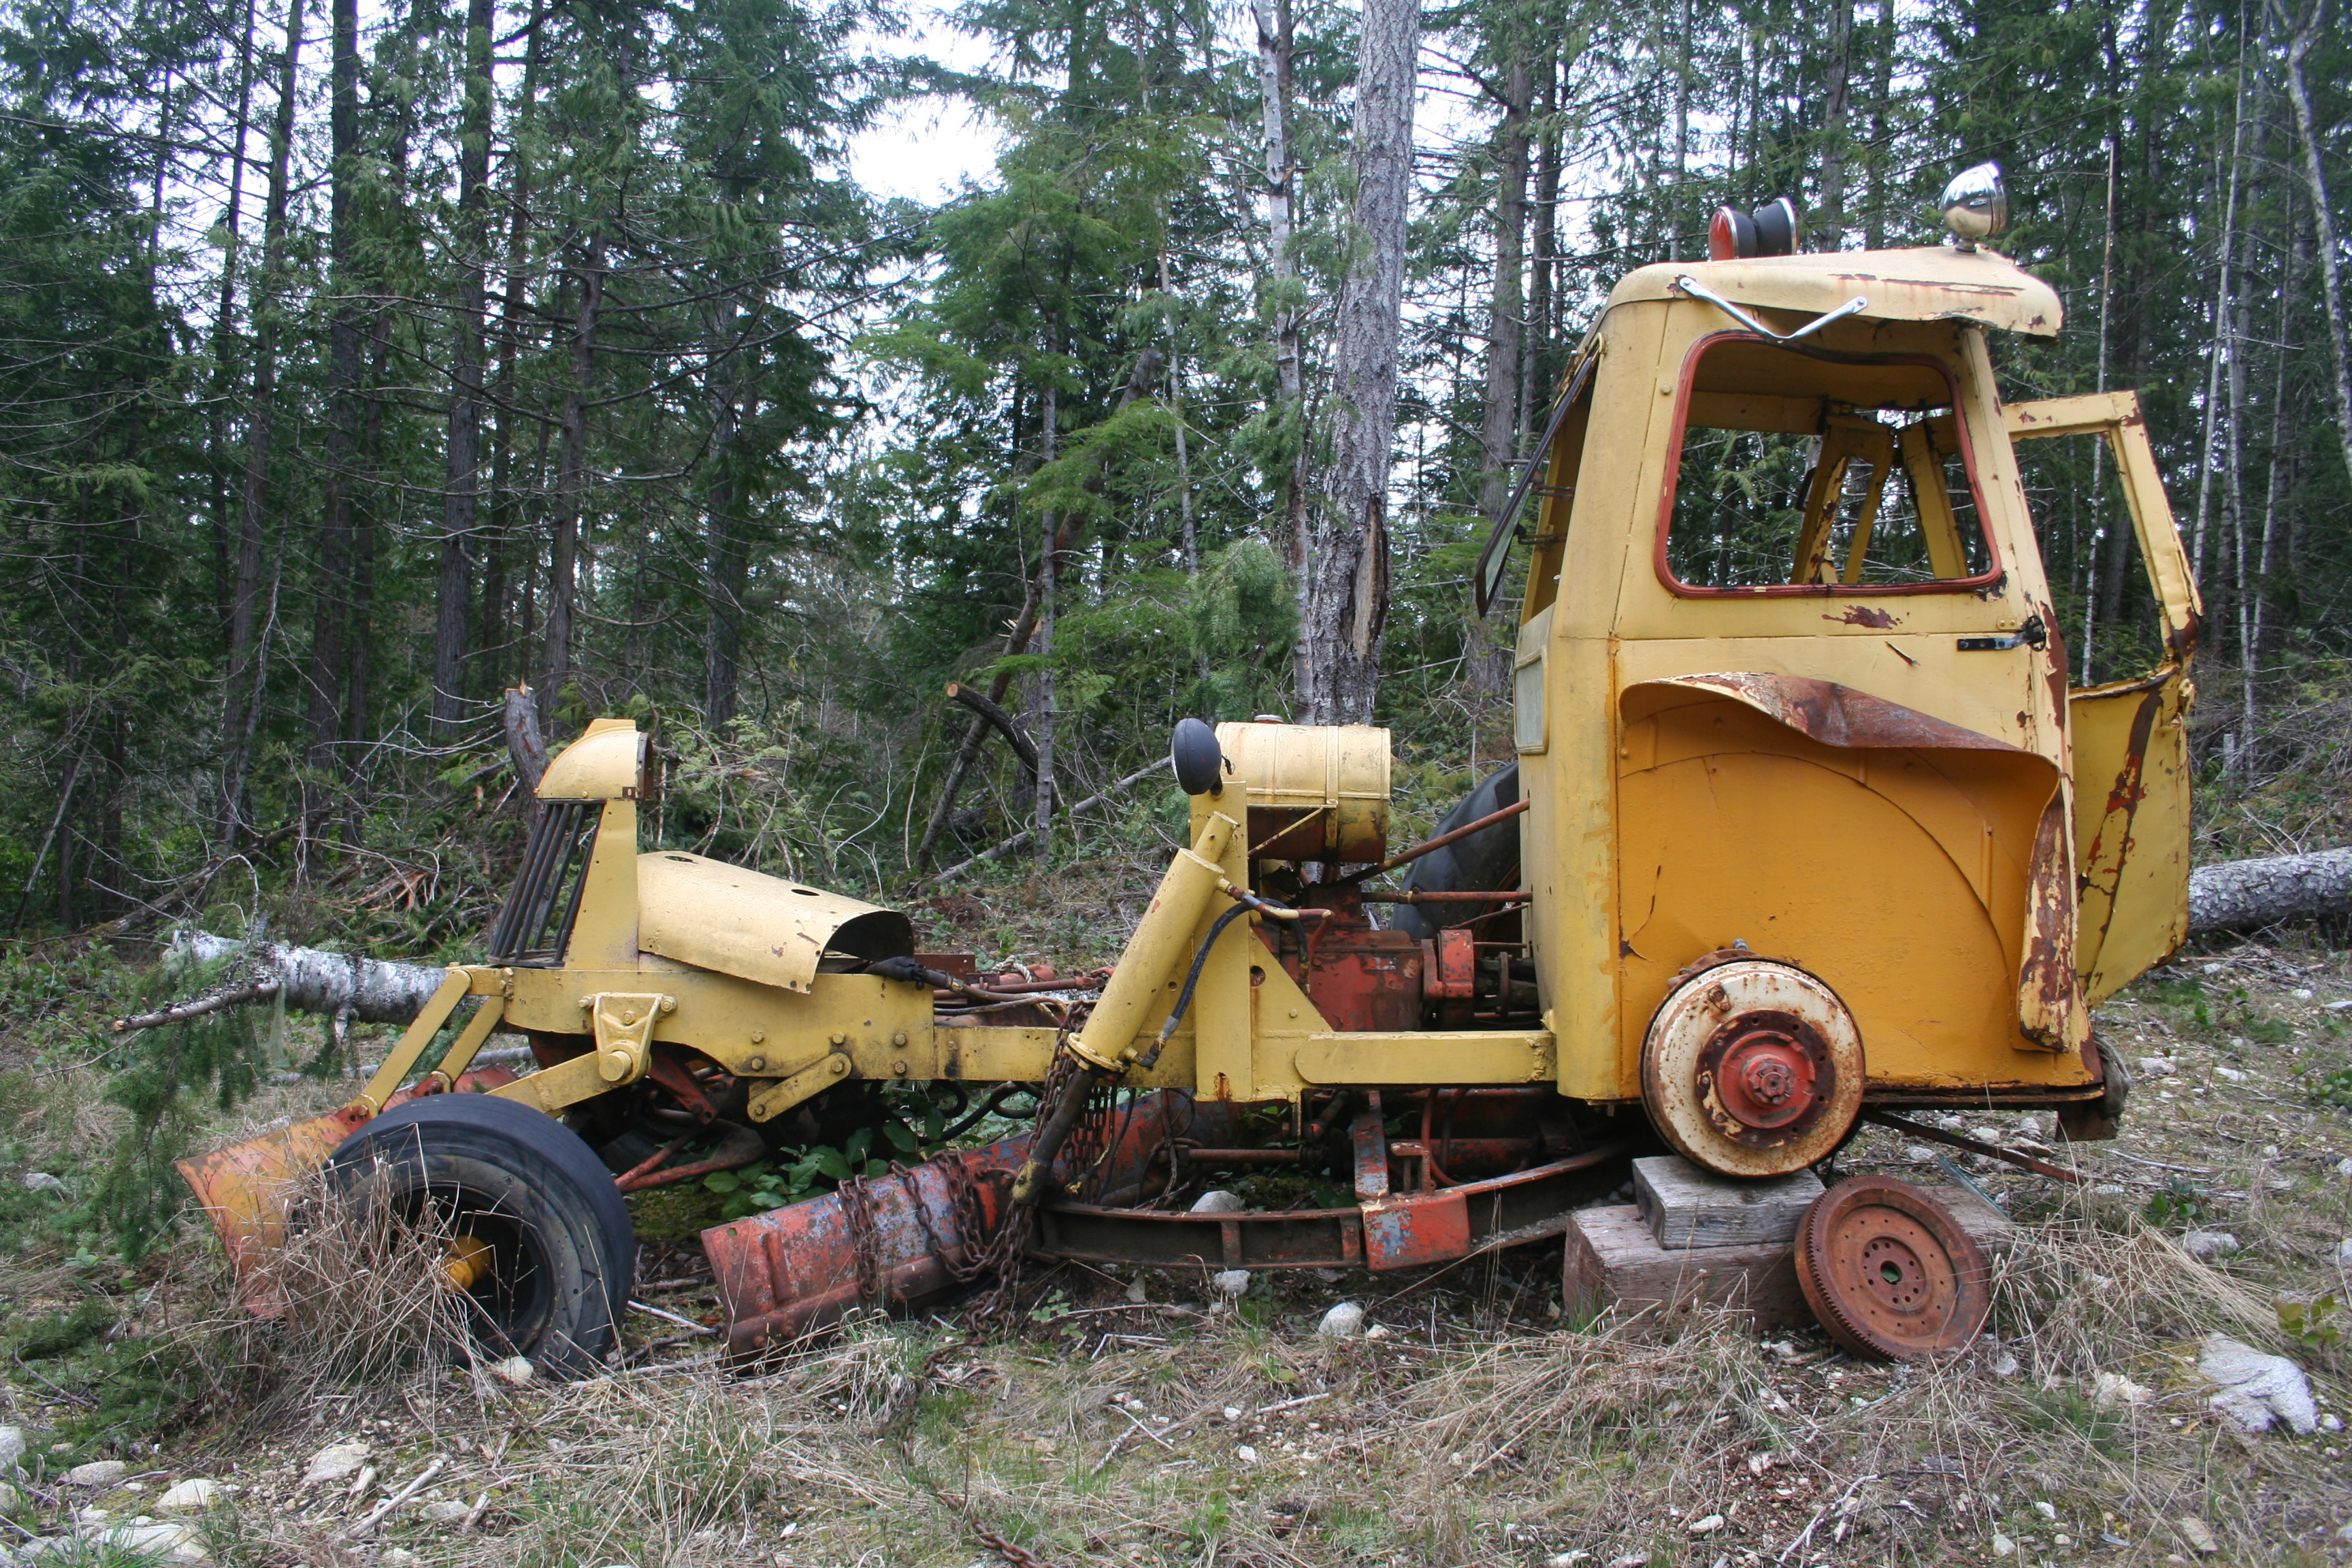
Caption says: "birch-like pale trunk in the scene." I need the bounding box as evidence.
[1251,0,1309,610]
[2272,0,2352,496]
[1296,0,1416,727]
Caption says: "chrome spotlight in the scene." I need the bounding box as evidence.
[1940,162,2008,249]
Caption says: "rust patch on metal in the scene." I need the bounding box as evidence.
[2016,794,2085,1050]
[1827,604,1899,630]
[1361,1188,1472,1270]
[1695,1008,1837,1147]
[1795,1175,1991,1362]
[1634,672,2021,752]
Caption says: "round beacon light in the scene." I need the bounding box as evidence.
[1940,162,2008,248]
[1706,196,1801,261]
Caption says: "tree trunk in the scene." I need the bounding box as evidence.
[2253,186,2298,679]
[1814,0,1854,248]
[485,2,547,697]
[1864,0,1893,248]
[433,0,495,739]
[220,0,306,843]
[1296,0,1415,727]
[1471,42,1529,694]
[1476,48,1529,532]
[178,931,450,1023]
[1032,373,1059,864]
[703,299,748,728]
[207,0,260,634]
[2189,849,2352,933]
[542,230,607,734]
[1251,0,1309,610]
[304,0,363,849]
[2272,0,2352,495]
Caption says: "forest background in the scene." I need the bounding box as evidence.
[2,0,2349,960]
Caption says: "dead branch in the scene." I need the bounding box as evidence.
[913,755,1169,891]
[112,979,282,1033]
[945,683,1039,776]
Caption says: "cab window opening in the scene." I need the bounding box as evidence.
[1660,335,1997,594]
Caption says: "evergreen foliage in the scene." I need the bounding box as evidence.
[0,0,2340,932]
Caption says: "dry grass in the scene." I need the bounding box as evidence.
[7,941,2352,1567]
[110,1192,2345,1568]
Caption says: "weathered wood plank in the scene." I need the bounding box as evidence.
[1562,1204,1812,1328]
[1633,1155,1823,1249]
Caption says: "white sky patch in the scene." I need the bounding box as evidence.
[840,4,1007,204]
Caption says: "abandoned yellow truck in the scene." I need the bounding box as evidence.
[184,166,2200,1372]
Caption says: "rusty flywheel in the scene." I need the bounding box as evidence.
[1795,1175,1991,1362]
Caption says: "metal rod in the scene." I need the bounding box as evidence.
[1356,889,1531,903]
[1863,1111,2085,1186]
[1339,798,1530,885]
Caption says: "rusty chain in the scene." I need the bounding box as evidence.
[837,1171,885,1309]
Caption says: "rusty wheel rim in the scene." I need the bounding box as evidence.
[1639,959,1864,1178]
[1796,1175,1989,1362]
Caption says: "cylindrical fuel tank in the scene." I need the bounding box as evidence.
[1213,720,1390,864]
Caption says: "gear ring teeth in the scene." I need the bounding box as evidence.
[1795,1175,1990,1362]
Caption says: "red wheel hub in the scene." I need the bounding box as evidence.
[1695,1011,1833,1145]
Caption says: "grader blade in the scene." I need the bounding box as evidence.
[178,1068,519,1314]
[177,1104,376,1316]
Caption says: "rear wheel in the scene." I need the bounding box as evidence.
[327,1094,634,1378]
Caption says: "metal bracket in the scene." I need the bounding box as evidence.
[1671,275,1869,344]
[1957,613,2048,652]
[587,992,672,1085]
[746,1051,852,1123]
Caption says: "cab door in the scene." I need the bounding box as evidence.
[2005,393,2203,1004]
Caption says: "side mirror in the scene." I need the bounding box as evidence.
[1171,719,1224,797]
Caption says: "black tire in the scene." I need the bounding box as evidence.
[326,1094,635,1379]
[1392,762,1521,942]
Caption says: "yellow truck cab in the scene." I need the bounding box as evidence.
[1480,239,2200,1175]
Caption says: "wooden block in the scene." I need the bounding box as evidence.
[1634,1155,1823,1249]
[1562,1204,1811,1328]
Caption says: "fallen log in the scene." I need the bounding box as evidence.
[173,932,449,1024]
[2187,847,2352,934]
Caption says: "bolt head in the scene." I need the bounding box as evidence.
[748,1056,766,1072]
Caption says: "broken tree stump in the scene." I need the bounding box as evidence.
[1633,1154,1823,1249]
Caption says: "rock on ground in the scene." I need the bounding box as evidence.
[299,1443,369,1486]
[1317,1301,1366,1338]
[63,1462,127,1488]
[156,1480,221,1512]
[2180,1230,2241,1261]
[2198,1334,2318,1434]
[1189,1190,1245,1213]
[0,1427,22,1473]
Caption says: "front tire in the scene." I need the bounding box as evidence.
[327,1094,634,1378]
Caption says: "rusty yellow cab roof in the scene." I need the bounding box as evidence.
[1606,245,2063,338]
